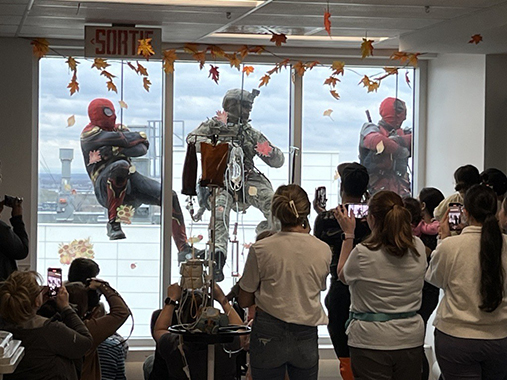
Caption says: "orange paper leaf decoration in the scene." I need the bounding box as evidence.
[360,38,374,59]
[324,10,331,36]
[143,77,151,92]
[92,58,109,70]
[469,34,483,44]
[208,45,226,58]
[31,38,50,59]
[184,43,199,54]
[249,46,265,54]
[67,73,79,95]
[324,76,340,88]
[107,80,117,93]
[259,74,271,87]
[293,61,306,77]
[100,70,116,80]
[242,66,255,76]
[193,51,206,70]
[66,56,79,71]
[163,49,178,74]
[306,61,320,70]
[136,63,148,76]
[239,45,250,59]
[330,90,340,100]
[270,33,287,47]
[137,38,155,59]
[331,61,345,76]
[209,65,220,84]
[227,53,242,70]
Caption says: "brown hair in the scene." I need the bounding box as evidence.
[0,271,42,324]
[363,191,417,257]
[271,184,310,228]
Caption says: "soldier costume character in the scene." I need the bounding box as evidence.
[187,89,285,281]
[80,99,197,261]
[358,97,412,197]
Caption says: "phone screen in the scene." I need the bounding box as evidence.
[448,203,462,230]
[47,268,62,297]
[316,186,327,209]
[347,203,369,219]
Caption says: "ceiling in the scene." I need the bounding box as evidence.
[2,0,507,55]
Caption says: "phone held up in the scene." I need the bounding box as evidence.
[345,203,369,219]
[448,202,463,231]
[47,268,62,297]
[315,186,327,210]
[3,195,21,208]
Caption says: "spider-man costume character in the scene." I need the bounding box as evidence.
[359,97,412,197]
[80,99,197,261]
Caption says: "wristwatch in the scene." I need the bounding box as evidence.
[341,233,355,240]
[164,297,178,307]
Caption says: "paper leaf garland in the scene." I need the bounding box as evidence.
[270,33,287,47]
[331,61,345,76]
[242,65,255,76]
[324,10,331,36]
[67,73,79,95]
[106,80,118,93]
[469,34,483,44]
[67,115,76,127]
[31,38,50,59]
[66,56,79,71]
[92,58,110,70]
[323,109,333,117]
[330,90,340,100]
[143,77,151,92]
[259,74,271,87]
[209,65,220,84]
[163,49,178,74]
[119,100,128,109]
[227,53,241,70]
[361,38,374,59]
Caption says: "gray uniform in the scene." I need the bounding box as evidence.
[187,116,284,256]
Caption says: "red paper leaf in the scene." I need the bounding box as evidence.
[209,65,220,84]
[469,34,483,44]
[405,71,411,89]
[324,10,331,36]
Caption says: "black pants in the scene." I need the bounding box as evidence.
[325,280,351,358]
[350,346,423,380]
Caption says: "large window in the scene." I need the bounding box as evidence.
[38,57,163,338]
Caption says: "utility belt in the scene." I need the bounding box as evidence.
[345,311,417,330]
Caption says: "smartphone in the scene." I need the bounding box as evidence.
[315,186,327,209]
[346,203,369,219]
[47,268,62,298]
[3,195,17,208]
[448,203,463,231]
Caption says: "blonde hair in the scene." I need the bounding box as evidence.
[0,271,42,324]
[271,184,310,228]
[363,191,417,257]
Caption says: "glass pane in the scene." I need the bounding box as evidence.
[302,66,414,337]
[173,62,290,292]
[38,57,163,338]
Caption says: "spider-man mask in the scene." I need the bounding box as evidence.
[88,98,117,131]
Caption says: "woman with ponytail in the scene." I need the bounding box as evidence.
[334,190,427,379]
[0,271,93,380]
[426,184,507,380]
[238,184,331,380]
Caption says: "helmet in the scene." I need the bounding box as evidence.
[222,89,259,110]
[88,98,116,131]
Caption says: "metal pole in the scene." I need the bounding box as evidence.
[208,186,216,305]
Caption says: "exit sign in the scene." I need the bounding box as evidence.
[85,26,162,59]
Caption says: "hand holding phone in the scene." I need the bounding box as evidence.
[47,268,62,298]
[448,203,463,231]
[55,285,70,311]
[313,186,327,214]
[345,203,369,219]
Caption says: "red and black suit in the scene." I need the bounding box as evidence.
[80,98,187,248]
[359,97,412,197]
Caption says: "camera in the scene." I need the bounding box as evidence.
[3,195,21,208]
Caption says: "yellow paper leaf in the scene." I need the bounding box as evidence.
[331,61,345,76]
[324,76,340,88]
[137,38,155,59]
[306,61,320,70]
[127,61,137,72]
[143,77,151,92]
[293,61,306,77]
[193,51,206,70]
[31,38,50,59]
[249,46,265,55]
[118,100,128,109]
[163,49,178,74]
[390,51,409,64]
[227,53,241,70]
[66,115,76,127]
[107,80,117,93]
[184,43,199,54]
[323,109,333,117]
[383,67,398,75]
[361,38,374,59]
[376,140,384,154]
[239,45,250,59]
[66,56,79,72]
[259,74,271,87]
[208,45,226,58]
[367,81,380,92]
[91,58,109,71]
[408,53,420,67]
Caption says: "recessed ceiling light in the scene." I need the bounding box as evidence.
[67,0,264,6]
[210,33,389,42]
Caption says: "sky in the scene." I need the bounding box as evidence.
[39,57,414,177]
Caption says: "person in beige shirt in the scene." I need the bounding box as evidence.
[426,184,507,380]
[239,184,331,380]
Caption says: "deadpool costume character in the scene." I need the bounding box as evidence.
[80,99,199,261]
[358,97,412,197]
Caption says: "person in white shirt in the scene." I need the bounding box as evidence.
[334,190,427,380]
[426,184,507,380]
[239,184,331,380]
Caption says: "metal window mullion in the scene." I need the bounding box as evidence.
[161,69,174,304]
[290,70,303,185]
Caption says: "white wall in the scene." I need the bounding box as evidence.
[425,54,486,196]
[0,38,38,268]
